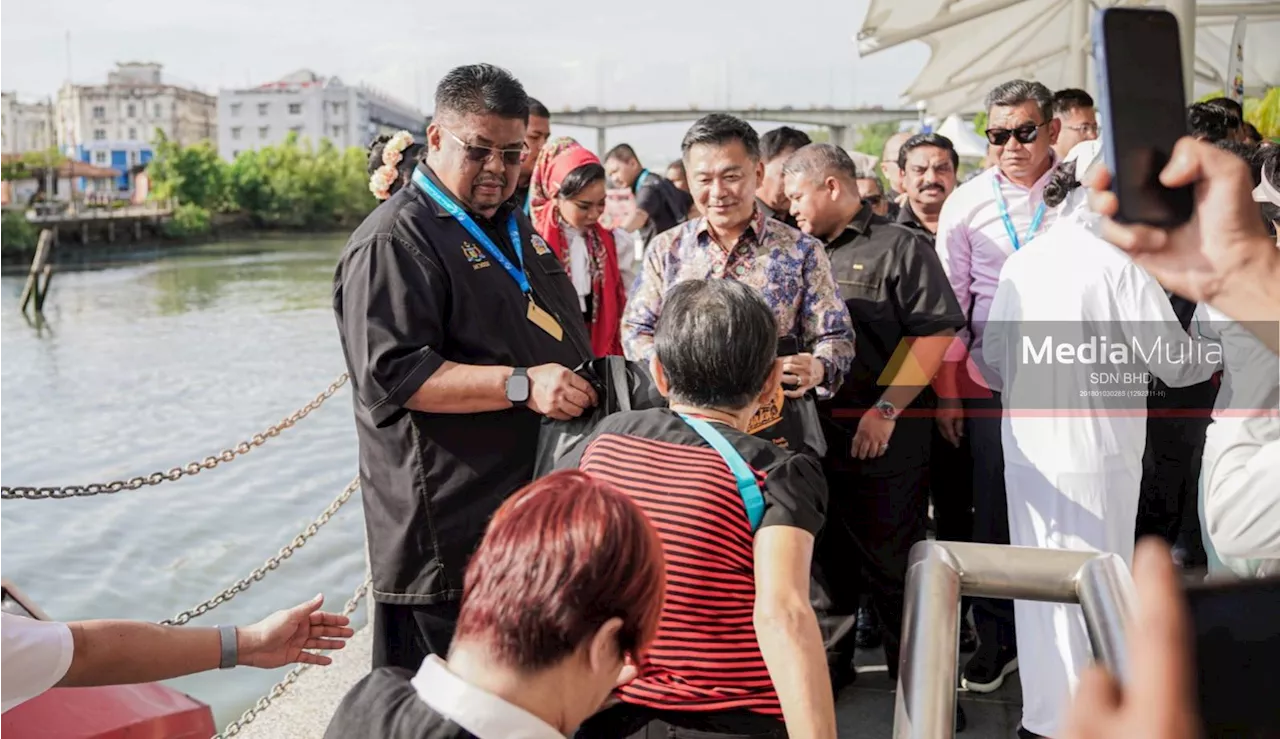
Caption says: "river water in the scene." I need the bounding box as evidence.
[0,234,367,726]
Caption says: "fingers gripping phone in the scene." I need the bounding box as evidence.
[1093,8,1194,227]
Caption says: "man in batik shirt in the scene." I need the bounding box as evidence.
[622,114,855,433]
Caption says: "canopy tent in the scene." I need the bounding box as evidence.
[856,0,1280,117]
[935,113,991,157]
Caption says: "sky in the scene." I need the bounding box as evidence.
[1,0,930,162]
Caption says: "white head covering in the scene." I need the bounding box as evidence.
[1057,138,1105,227]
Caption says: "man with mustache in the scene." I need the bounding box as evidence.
[333,63,596,672]
[934,79,1061,697]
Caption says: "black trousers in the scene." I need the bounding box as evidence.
[814,462,929,678]
[1137,414,1211,567]
[371,600,462,671]
[578,703,786,739]
[928,424,975,616]
[964,393,1017,655]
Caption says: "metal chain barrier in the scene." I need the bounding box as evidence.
[159,476,361,626]
[214,574,371,739]
[1,373,350,500]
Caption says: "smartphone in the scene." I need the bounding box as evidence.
[1092,8,1194,227]
[1184,576,1280,738]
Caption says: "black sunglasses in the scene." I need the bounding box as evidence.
[441,126,526,166]
[985,122,1047,146]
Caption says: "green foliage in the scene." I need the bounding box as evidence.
[163,203,213,239]
[1,148,67,182]
[852,121,900,160]
[148,130,377,230]
[972,111,988,137]
[1,210,39,251]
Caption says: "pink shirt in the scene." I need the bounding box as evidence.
[935,159,1059,387]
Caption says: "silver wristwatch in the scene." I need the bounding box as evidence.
[873,399,900,421]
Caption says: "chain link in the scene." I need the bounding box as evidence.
[1,374,350,501]
[213,575,371,739]
[158,476,360,626]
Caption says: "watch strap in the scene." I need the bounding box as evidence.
[218,625,238,669]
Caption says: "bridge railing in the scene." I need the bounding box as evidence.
[894,541,1136,739]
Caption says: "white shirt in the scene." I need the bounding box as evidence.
[410,655,563,739]
[558,222,637,310]
[2,612,74,713]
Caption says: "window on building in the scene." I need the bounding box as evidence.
[129,150,140,166]
[258,103,269,116]
[233,150,241,159]
[332,125,344,139]
[259,126,269,139]
[154,103,162,118]
[128,128,137,140]
[231,127,242,140]
[127,104,136,118]
[93,129,106,140]
[230,102,242,116]
[288,103,302,115]
[93,105,106,119]
[94,151,108,165]
[331,102,344,115]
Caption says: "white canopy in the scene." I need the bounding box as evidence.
[856,0,1280,116]
[935,114,990,157]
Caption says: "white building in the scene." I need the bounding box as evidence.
[216,70,426,162]
[1,93,55,155]
[56,62,217,191]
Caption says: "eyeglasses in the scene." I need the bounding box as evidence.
[985,122,1048,146]
[1065,123,1100,137]
[440,126,527,166]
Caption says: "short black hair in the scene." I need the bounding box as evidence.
[1242,121,1263,145]
[604,143,639,164]
[897,132,959,171]
[1052,88,1094,116]
[1042,158,1083,208]
[527,97,551,120]
[1213,139,1263,186]
[557,162,606,200]
[760,126,812,163]
[681,114,760,160]
[1204,96,1244,120]
[985,79,1054,123]
[655,279,778,411]
[1188,101,1242,142]
[434,64,529,122]
[782,143,858,184]
[666,159,685,176]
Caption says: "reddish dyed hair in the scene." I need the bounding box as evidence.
[453,469,666,671]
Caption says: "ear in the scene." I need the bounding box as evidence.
[825,175,843,201]
[650,356,671,398]
[1048,118,1062,145]
[426,122,443,153]
[756,358,784,406]
[587,617,625,674]
[753,159,765,186]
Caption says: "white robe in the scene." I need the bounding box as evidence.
[983,219,1221,737]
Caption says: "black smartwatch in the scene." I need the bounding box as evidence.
[506,368,530,407]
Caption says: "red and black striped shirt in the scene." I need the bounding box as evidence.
[559,408,826,718]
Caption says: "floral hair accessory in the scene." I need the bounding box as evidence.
[369,130,416,200]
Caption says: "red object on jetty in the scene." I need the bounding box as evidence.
[2,682,216,738]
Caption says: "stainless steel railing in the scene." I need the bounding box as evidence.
[893,541,1137,739]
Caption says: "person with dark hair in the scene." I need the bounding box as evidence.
[603,143,694,246]
[333,63,597,673]
[528,137,632,356]
[506,97,552,213]
[563,279,835,739]
[880,131,914,206]
[368,131,426,201]
[783,143,966,694]
[935,78,1062,695]
[1188,100,1243,143]
[855,174,890,217]
[664,159,688,192]
[324,470,667,739]
[757,126,812,226]
[622,113,855,460]
[1242,121,1264,145]
[897,133,960,238]
[1051,88,1098,161]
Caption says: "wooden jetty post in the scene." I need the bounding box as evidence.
[19,229,56,315]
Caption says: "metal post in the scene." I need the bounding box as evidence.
[828,124,847,150]
[1068,0,1091,90]
[596,127,607,158]
[1166,0,1198,101]
[894,542,1137,739]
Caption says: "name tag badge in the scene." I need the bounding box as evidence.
[527,299,564,341]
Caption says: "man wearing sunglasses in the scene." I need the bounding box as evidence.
[934,78,1061,697]
[334,63,595,674]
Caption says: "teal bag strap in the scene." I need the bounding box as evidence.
[678,413,765,532]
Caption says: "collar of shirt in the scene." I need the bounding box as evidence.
[825,204,876,251]
[897,200,925,230]
[694,206,768,252]
[415,163,516,225]
[990,150,1060,193]
[411,655,565,739]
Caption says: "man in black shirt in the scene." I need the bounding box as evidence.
[757,126,811,228]
[505,97,551,214]
[895,133,958,241]
[783,143,966,688]
[333,63,596,672]
[604,143,694,245]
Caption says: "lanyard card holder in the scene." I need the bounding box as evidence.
[678,414,765,532]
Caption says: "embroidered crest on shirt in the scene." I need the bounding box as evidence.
[461,242,491,270]
[531,234,552,256]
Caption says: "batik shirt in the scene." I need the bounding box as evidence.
[621,208,855,395]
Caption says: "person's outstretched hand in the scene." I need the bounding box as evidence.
[1062,539,1200,739]
[1086,136,1274,306]
[238,594,355,668]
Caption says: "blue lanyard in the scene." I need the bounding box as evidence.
[632,169,650,195]
[990,176,1046,252]
[413,169,529,295]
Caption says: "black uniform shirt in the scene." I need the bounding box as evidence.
[635,170,692,243]
[896,200,937,245]
[822,205,966,471]
[333,163,591,605]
